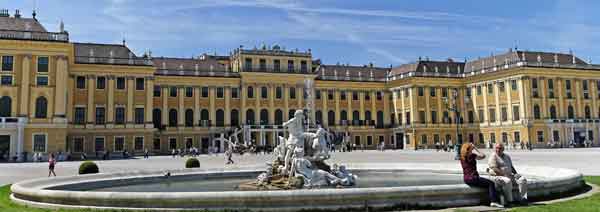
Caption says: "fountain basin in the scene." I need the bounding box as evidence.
[10,163,585,211]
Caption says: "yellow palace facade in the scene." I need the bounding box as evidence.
[0,11,598,161]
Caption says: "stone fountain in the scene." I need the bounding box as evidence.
[239,109,356,190]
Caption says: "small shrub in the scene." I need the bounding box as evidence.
[78,161,99,175]
[185,158,200,168]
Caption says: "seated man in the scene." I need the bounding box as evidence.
[488,143,528,205]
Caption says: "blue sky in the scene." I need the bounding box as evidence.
[3,0,600,66]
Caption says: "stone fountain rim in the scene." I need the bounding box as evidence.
[10,163,585,211]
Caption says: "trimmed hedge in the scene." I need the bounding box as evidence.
[185,158,200,168]
[78,161,99,175]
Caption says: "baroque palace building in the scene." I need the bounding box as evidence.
[0,11,599,161]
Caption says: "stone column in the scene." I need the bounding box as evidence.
[383,91,390,125]
[322,89,328,126]
[178,86,185,127]
[557,78,564,117]
[482,83,489,123]
[540,77,547,118]
[494,82,501,124]
[335,89,340,125]
[371,90,376,125]
[66,75,75,122]
[359,91,365,120]
[107,76,115,125]
[162,87,168,126]
[209,86,216,125]
[145,76,154,128]
[19,54,31,117]
[53,55,68,121]
[126,77,134,125]
[87,75,96,124]
[225,86,231,126]
[194,86,200,127]
[241,85,247,124]
[269,85,275,124]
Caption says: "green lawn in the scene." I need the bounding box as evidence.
[1,177,599,212]
[507,176,600,212]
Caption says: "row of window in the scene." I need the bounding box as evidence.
[70,136,146,153]
[531,78,600,99]
[244,58,308,73]
[73,107,145,125]
[75,76,145,90]
[0,75,49,86]
[154,86,235,98]
[0,55,48,72]
[533,104,600,120]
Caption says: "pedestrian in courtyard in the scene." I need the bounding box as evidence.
[144,149,149,159]
[48,153,57,177]
[459,143,503,208]
[225,149,234,164]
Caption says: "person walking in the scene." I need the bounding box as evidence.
[48,153,57,177]
[225,149,234,164]
[460,143,503,208]
[144,149,149,159]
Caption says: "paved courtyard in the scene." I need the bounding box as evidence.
[1,148,599,186]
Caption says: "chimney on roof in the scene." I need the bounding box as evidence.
[14,9,21,18]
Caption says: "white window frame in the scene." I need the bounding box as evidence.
[36,75,49,86]
[72,136,85,153]
[168,137,177,150]
[94,136,106,152]
[184,137,193,149]
[113,136,125,152]
[32,133,48,153]
[134,136,145,151]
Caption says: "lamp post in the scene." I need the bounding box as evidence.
[443,88,462,160]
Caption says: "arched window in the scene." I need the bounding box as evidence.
[260,109,269,125]
[315,110,323,125]
[185,109,194,127]
[0,96,11,117]
[377,110,384,127]
[550,105,557,119]
[352,110,360,121]
[247,86,254,98]
[274,109,283,125]
[261,86,268,99]
[365,111,372,121]
[533,105,541,119]
[168,109,177,127]
[216,109,224,126]
[327,110,335,126]
[201,109,210,126]
[230,109,239,126]
[152,108,161,128]
[340,110,348,121]
[585,106,591,119]
[568,105,575,119]
[35,96,47,118]
[246,109,255,125]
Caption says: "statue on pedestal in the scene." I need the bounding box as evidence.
[240,110,356,190]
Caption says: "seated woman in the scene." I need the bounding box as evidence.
[460,143,503,208]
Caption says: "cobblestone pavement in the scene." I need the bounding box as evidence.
[1,148,599,186]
